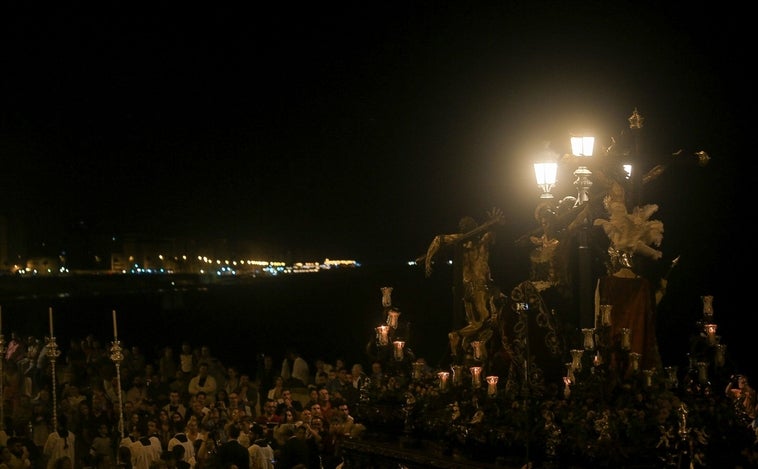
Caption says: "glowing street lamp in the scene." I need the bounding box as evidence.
[570,134,595,207]
[534,161,558,199]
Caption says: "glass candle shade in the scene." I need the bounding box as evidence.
[470,366,482,389]
[471,341,483,360]
[701,295,714,320]
[438,371,450,391]
[451,365,465,386]
[704,324,717,346]
[629,352,642,373]
[563,376,572,398]
[620,328,632,351]
[392,340,405,361]
[381,286,393,308]
[412,361,424,380]
[570,349,584,372]
[387,309,401,329]
[582,328,595,350]
[664,366,679,390]
[643,369,655,388]
[376,325,389,346]
[593,350,603,367]
[486,375,498,396]
[599,304,613,327]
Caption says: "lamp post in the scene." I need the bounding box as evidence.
[534,136,596,330]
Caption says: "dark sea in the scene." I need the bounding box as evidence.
[0,264,456,376]
[0,259,752,381]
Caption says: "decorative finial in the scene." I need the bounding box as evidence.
[628,108,644,129]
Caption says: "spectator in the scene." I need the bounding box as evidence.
[216,425,248,469]
[272,424,308,469]
[163,392,188,422]
[255,356,276,406]
[255,401,280,427]
[188,364,217,403]
[265,378,284,404]
[279,350,309,389]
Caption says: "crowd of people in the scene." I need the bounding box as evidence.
[0,332,376,469]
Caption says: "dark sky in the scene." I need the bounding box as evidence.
[0,3,746,272]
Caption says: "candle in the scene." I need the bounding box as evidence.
[471,341,482,360]
[629,352,641,372]
[486,375,498,396]
[438,371,450,391]
[451,365,464,386]
[386,309,400,329]
[599,304,613,327]
[715,344,727,367]
[112,310,118,339]
[0,305,3,335]
[704,323,717,345]
[620,327,631,350]
[392,340,405,361]
[582,328,595,350]
[376,325,389,345]
[570,349,584,372]
[563,376,572,398]
[49,307,54,337]
[470,366,482,388]
[412,361,425,380]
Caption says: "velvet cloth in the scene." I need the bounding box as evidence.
[595,275,662,372]
[503,281,567,395]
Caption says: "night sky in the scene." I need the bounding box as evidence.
[1,4,746,273]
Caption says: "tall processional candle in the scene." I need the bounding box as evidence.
[49,307,54,337]
[112,310,118,339]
